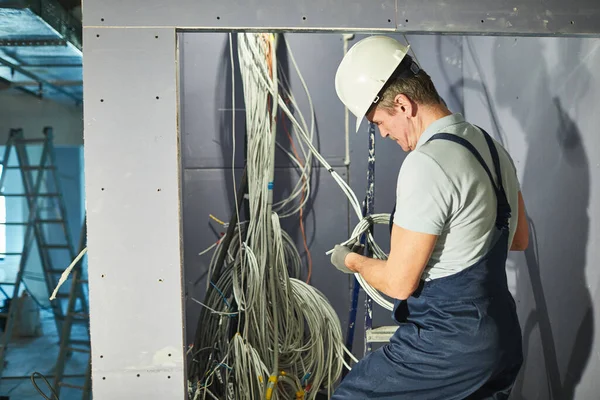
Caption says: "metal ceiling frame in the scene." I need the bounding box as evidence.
[0,0,82,102]
[1,0,82,49]
[0,55,81,102]
[81,0,600,398]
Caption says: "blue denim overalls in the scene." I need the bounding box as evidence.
[332,128,523,399]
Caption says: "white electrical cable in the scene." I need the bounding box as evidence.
[49,247,87,301]
[191,33,382,399]
[198,33,352,399]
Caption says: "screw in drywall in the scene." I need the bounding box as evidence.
[96,34,100,38]
[388,19,391,23]
[101,18,105,22]
[101,274,105,278]
[100,355,104,358]
[102,377,106,380]
[168,353,172,357]
[157,188,162,192]
[137,374,140,377]
[100,99,104,102]
[302,16,306,20]
[217,16,220,20]
[155,35,159,39]
[168,376,171,379]
[158,278,163,282]
[156,96,160,100]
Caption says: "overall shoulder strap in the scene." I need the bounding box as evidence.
[426,130,512,230]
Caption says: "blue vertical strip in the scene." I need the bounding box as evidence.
[342,275,361,379]
[363,122,375,355]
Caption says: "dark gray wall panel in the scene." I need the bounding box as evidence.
[463,35,600,400]
[85,0,395,30]
[179,32,354,169]
[183,167,352,345]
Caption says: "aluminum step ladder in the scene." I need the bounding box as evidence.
[52,218,91,400]
[0,127,82,378]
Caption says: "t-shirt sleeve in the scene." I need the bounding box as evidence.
[393,151,454,235]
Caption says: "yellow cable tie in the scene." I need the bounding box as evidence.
[279,371,286,376]
[268,375,278,383]
[296,390,305,400]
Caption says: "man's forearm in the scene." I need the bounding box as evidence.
[346,253,397,298]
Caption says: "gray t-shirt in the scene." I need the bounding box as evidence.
[393,113,520,281]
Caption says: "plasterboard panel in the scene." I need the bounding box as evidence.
[83,0,396,30]
[396,0,600,36]
[82,27,186,399]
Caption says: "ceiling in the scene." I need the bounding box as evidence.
[0,0,82,105]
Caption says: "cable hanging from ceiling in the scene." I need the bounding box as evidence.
[188,32,365,400]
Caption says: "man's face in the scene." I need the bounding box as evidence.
[367,104,413,152]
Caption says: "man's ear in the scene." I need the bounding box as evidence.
[395,93,412,115]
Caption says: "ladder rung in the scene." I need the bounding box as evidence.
[43,244,71,249]
[366,326,398,343]
[79,279,88,284]
[0,252,23,256]
[0,193,59,197]
[0,312,9,318]
[54,293,70,298]
[4,166,54,170]
[72,313,89,319]
[58,382,85,390]
[0,222,29,225]
[70,339,90,346]
[0,282,16,285]
[37,219,65,224]
[14,138,46,144]
[67,346,90,354]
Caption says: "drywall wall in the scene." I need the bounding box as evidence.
[463,36,600,400]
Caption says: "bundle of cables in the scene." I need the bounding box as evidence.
[187,33,361,400]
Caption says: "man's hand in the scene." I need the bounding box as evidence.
[330,240,365,274]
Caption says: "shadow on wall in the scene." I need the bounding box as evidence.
[490,37,593,400]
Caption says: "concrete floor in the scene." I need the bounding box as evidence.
[0,310,89,400]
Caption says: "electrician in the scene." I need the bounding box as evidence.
[330,35,529,399]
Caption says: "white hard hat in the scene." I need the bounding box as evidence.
[335,36,411,132]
